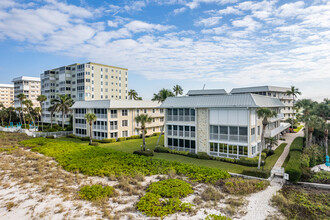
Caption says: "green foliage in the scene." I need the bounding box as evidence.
[205,214,232,220]
[152,132,161,136]
[285,137,304,182]
[117,137,126,142]
[78,184,115,201]
[242,169,270,178]
[289,137,304,152]
[130,135,141,139]
[89,142,99,146]
[66,134,79,139]
[309,171,330,184]
[99,138,116,143]
[218,178,270,195]
[197,152,211,160]
[154,146,170,153]
[21,124,30,129]
[133,150,154,157]
[20,138,230,183]
[80,137,90,141]
[136,193,193,218]
[146,179,193,198]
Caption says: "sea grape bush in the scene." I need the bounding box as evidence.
[205,214,232,220]
[146,179,193,198]
[78,184,115,201]
[20,138,230,183]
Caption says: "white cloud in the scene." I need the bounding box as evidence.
[173,7,186,15]
[232,16,261,32]
[186,0,238,9]
[277,1,305,17]
[124,1,146,12]
[218,6,241,15]
[124,20,174,33]
[194,16,222,27]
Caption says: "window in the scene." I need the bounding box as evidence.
[111,110,117,118]
[122,120,128,127]
[122,109,128,116]
[251,128,255,135]
[122,131,128,137]
[110,132,117,138]
[257,126,260,135]
[160,109,164,114]
[144,109,147,113]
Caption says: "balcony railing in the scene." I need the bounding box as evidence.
[76,123,86,129]
[110,125,118,130]
[210,134,248,143]
[167,130,195,138]
[76,113,85,118]
[269,113,285,122]
[93,125,107,130]
[96,114,107,119]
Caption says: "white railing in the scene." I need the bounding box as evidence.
[210,134,248,143]
[265,122,291,137]
[76,113,85,118]
[167,115,195,122]
[269,113,285,122]
[76,123,86,128]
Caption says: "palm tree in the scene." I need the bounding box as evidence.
[34,107,42,129]
[135,114,152,151]
[16,107,22,124]
[128,89,139,100]
[37,94,47,131]
[266,137,278,150]
[319,120,329,157]
[22,99,35,127]
[295,99,316,145]
[152,88,174,103]
[0,109,8,126]
[17,93,26,125]
[52,94,74,129]
[257,108,277,169]
[323,98,330,105]
[0,103,4,110]
[48,103,57,128]
[7,107,15,125]
[85,113,97,145]
[306,115,323,147]
[286,86,301,130]
[173,85,183,96]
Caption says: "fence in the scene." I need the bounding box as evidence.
[0,126,72,138]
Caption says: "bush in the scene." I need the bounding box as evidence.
[146,179,194,198]
[46,135,55,139]
[205,214,232,220]
[21,124,30,129]
[130,135,140,139]
[289,137,303,152]
[66,134,79,138]
[117,137,126,142]
[154,146,170,153]
[133,150,154,157]
[170,149,189,156]
[99,138,116,143]
[242,169,270,178]
[218,177,270,195]
[153,132,161,136]
[187,152,198,158]
[78,184,115,201]
[80,137,90,141]
[136,193,193,218]
[309,171,330,184]
[197,152,211,160]
[89,142,99,146]
[45,128,59,132]
[285,137,304,182]
[201,186,224,201]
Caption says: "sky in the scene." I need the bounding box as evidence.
[0,0,329,101]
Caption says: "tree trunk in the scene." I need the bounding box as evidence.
[9,112,11,125]
[305,124,309,147]
[258,125,266,169]
[18,110,22,124]
[62,110,65,129]
[50,112,53,128]
[325,129,328,156]
[156,126,164,147]
[309,130,313,147]
[142,127,146,151]
[21,103,26,125]
[89,122,93,145]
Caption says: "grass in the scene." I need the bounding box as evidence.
[263,143,287,170]
[294,125,303,133]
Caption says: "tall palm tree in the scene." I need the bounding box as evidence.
[0,109,8,126]
[16,107,22,124]
[128,89,139,100]
[34,107,42,129]
[173,85,183,96]
[152,88,174,103]
[52,94,74,129]
[22,99,35,127]
[257,108,277,169]
[295,99,316,145]
[266,137,278,150]
[305,115,323,147]
[286,86,301,129]
[85,113,97,145]
[135,114,152,151]
[37,94,47,131]
[48,103,57,128]
[7,107,15,125]
[17,93,26,125]
[319,120,329,157]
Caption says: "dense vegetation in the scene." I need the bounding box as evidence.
[146,179,193,198]
[78,184,115,201]
[272,185,330,220]
[217,178,269,195]
[284,137,304,182]
[20,138,230,183]
[205,214,232,220]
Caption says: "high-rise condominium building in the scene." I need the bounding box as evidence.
[12,76,41,108]
[41,62,128,125]
[230,86,294,120]
[0,84,14,108]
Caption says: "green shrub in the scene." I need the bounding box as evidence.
[242,169,270,178]
[136,193,193,217]
[197,152,211,160]
[78,184,115,201]
[205,214,232,220]
[289,137,303,152]
[89,142,99,146]
[309,171,330,184]
[130,135,141,139]
[99,138,116,143]
[218,177,270,195]
[187,152,198,158]
[46,135,55,139]
[154,146,170,153]
[66,134,79,138]
[21,124,30,129]
[152,132,161,136]
[285,137,304,182]
[146,179,193,198]
[117,137,126,142]
[133,150,154,157]
[80,137,90,141]
[170,149,189,156]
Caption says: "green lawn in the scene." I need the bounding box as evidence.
[264,143,287,170]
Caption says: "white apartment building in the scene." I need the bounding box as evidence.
[41,62,128,125]
[0,84,14,108]
[12,76,41,108]
[230,86,294,120]
[161,92,290,159]
[71,100,164,140]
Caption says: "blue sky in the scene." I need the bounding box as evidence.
[0,0,329,101]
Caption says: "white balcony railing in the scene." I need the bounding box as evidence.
[265,122,291,137]
[269,113,285,122]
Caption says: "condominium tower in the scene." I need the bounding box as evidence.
[41,62,128,125]
[0,84,14,108]
[12,76,41,108]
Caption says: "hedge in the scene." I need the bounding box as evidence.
[285,137,304,182]
[117,137,126,142]
[289,137,304,152]
[99,138,116,143]
[130,135,141,139]
[242,169,269,178]
[133,150,154,157]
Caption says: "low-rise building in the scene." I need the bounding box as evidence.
[71,100,164,139]
[0,84,14,108]
[230,86,294,120]
[161,93,290,159]
[12,76,41,108]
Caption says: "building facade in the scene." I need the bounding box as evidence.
[161,93,290,159]
[12,76,41,108]
[230,86,294,120]
[71,100,164,140]
[0,84,14,108]
[41,62,128,125]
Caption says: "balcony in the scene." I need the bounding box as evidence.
[269,113,285,122]
[265,122,290,137]
[210,134,248,143]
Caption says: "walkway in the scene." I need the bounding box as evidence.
[273,128,304,169]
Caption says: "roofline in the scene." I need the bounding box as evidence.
[0,83,14,88]
[230,85,290,93]
[45,62,128,71]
